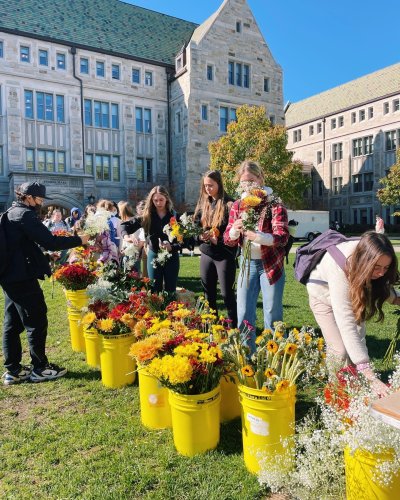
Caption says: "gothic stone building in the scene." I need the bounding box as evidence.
[0,0,283,211]
[286,63,400,227]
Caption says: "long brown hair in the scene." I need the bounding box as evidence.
[142,185,174,234]
[347,231,398,323]
[194,170,229,228]
[118,201,134,221]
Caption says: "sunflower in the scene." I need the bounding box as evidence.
[266,340,278,353]
[264,368,276,378]
[276,379,290,393]
[285,343,298,356]
[241,365,255,377]
[241,195,262,209]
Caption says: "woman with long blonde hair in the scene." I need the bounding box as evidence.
[224,160,289,348]
[194,170,237,326]
[306,231,400,397]
[141,186,180,295]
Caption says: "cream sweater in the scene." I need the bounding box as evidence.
[307,240,398,365]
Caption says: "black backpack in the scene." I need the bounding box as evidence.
[0,210,10,276]
[294,230,358,284]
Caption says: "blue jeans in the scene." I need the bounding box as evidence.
[237,259,285,352]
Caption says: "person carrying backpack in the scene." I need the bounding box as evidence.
[303,231,400,397]
[1,182,90,385]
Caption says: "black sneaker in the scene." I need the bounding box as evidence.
[2,366,32,385]
[30,363,67,383]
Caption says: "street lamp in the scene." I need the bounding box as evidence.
[87,193,95,204]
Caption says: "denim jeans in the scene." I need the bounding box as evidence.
[237,259,285,352]
[2,279,49,373]
[147,249,179,295]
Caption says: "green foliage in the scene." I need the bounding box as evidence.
[208,105,310,208]
[377,149,400,207]
[0,254,398,498]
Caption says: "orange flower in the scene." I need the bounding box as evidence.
[241,365,254,377]
[209,227,220,238]
[266,340,278,353]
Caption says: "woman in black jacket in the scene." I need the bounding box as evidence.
[194,170,237,327]
[1,182,89,385]
[141,186,180,296]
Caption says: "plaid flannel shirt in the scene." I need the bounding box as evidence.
[223,199,289,285]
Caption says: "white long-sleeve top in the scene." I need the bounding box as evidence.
[306,240,398,365]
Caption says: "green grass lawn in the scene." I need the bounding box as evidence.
[0,254,399,499]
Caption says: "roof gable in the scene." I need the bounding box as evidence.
[286,63,400,126]
[0,0,198,65]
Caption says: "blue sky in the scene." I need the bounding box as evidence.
[124,0,399,104]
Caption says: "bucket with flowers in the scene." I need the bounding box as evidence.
[221,322,325,474]
[53,262,97,352]
[130,301,225,455]
[88,300,137,388]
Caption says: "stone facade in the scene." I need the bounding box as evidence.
[0,0,283,211]
[285,64,400,226]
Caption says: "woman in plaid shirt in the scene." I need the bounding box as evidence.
[224,161,289,352]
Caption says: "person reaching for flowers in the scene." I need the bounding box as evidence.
[306,231,400,397]
[224,160,289,352]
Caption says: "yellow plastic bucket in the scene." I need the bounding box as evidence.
[83,326,100,369]
[345,447,400,499]
[169,385,221,457]
[220,373,241,422]
[138,368,171,429]
[64,289,88,353]
[99,334,136,389]
[238,384,296,475]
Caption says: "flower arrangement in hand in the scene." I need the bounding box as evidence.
[163,213,203,244]
[237,184,281,287]
[221,321,326,394]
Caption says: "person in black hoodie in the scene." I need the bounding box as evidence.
[1,182,89,385]
[194,170,237,327]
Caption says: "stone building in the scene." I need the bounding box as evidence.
[0,0,283,211]
[285,63,400,227]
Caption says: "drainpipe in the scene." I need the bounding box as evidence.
[70,46,85,170]
[165,67,173,190]
[322,117,327,211]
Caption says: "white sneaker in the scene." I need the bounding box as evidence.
[2,366,32,385]
[30,363,67,383]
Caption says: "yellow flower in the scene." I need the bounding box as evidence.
[266,340,278,353]
[97,318,114,332]
[285,343,298,356]
[262,329,272,336]
[241,365,254,377]
[255,335,264,345]
[162,355,193,384]
[172,308,192,320]
[317,338,325,351]
[129,331,170,363]
[120,313,136,329]
[81,312,96,325]
[134,320,148,338]
[274,331,283,340]
[174,342,203,358]
[304,333,312,344]
[264,368,276,378]
[276,379,290,393]
[241,195,262,208]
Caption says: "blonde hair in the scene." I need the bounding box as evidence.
[235,160,265,184]
[347,231,398,323]
[118,201,134,221]
[142,186,174,234]
[194,170,228,228]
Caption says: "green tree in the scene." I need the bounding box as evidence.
[208,105,310,207]
[377,149,400,213]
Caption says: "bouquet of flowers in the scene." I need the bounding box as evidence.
[52,263,97,290]
[221,321,326,393]
[237,184,281,287]
[152,246,172,269]
[81,209,112,239]
[163,213,203,244]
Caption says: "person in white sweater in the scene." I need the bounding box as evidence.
[307,231,400,396]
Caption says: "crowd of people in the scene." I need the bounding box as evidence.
[1,161,400,394]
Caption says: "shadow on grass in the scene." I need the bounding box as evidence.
[218,417,243,455]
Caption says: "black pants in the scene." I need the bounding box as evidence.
[200,252,238,328]
[2,279,48,373]
[147,249,180,295]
